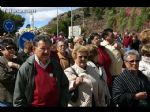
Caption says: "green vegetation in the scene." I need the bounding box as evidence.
[0,9,25,36]
[44,7,150,36]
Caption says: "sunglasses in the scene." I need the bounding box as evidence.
[5,46,15,50]
[126,60,140,63]
[78,56,88,59]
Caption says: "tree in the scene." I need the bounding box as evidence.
[67,11,71,18]
[0,9,5,35]
[117,8,127,32]
[127,8,136,31]
[47,18,71,37]
[83,7,90,17]
[95,7,103,20]
[106,9,116,28]
[0,10,25,36]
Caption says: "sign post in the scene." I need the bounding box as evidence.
[68,25,81,38]
[3,19,15,34]
[19,32,35,50]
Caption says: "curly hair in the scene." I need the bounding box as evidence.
[72,45,89,60]
[139,29,150,44]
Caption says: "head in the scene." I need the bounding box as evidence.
[24,41,33,54]
[139,29,150,45]
[102,28,114,44]
[124,50,141,71]
[124,31,129,37]
[56,40,66,54]
[141,44,150,57]
[88,32,102,46]
[67,39,74,49]
[73,36,84,46]
[86,44,98,63]
[72,45,88,69]
[1,38,17,60]
[33,35,52,64]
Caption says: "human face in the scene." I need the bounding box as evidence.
[124,54,140,71]
[34,40,51,64]
[57,42,66,54]
[92,36,101,46]
[75,52,88,69]
[2,45,16,60]
[77,38,84,45]
[68,43,74,49]
[105,32,114,44]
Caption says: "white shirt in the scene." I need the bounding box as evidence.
[34,54,50,69]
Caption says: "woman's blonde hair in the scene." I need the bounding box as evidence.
[86,44,98,61]
[72,45,89,59]
[139,29,150,44]
[141,44,150,56]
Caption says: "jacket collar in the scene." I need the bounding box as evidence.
[26,55,35,64]
[141,56,150,64]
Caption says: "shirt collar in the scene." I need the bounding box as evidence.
[35,54,50,69]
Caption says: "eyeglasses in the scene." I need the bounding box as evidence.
[78,56,88,59]
[5,46,15,50]
[126,60,140,63]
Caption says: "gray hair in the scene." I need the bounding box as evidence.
[123,50,141,61]
[73,36,83,43]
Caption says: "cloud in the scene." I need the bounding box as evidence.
[1,7,57,12]
[1,7,70,21]
[33,9,65,22]
[1,7,79,28]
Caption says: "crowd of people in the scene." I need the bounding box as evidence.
[0,27,150,107]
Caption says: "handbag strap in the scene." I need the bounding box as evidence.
[70,66,78,77]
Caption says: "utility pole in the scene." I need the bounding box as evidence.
[83,8,85,28]
[71,7,73,37]
[57,8,59,37]
[30,12,34,28]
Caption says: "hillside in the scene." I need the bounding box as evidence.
[42,7,150,37]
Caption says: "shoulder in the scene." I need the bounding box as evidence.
[0,56,5,63]
[19,55,35,72]
[64,65,75,72]
[51,57,61,68]
[114,70,126,81]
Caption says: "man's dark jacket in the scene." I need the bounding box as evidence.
[13,55,69,107]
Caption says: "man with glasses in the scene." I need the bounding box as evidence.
[0,38,20,107]
[13,35,69,107]
[112,50,150,107]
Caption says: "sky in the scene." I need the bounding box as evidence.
[0,7,80,29]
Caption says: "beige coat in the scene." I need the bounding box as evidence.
[101,40,124,76]
[64,64,108,107]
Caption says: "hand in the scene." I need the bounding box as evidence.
[114,43,121,50]
[75,76,83,86]
[134,92,148,100]
[8,62,20,69]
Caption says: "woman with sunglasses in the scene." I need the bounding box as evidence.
[0,38,20,107]
[112,49,150,107]
[64,45,108,107]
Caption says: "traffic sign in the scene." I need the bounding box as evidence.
[3,19,15,32]
[19,32,35,49]
[69,25,81,37]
